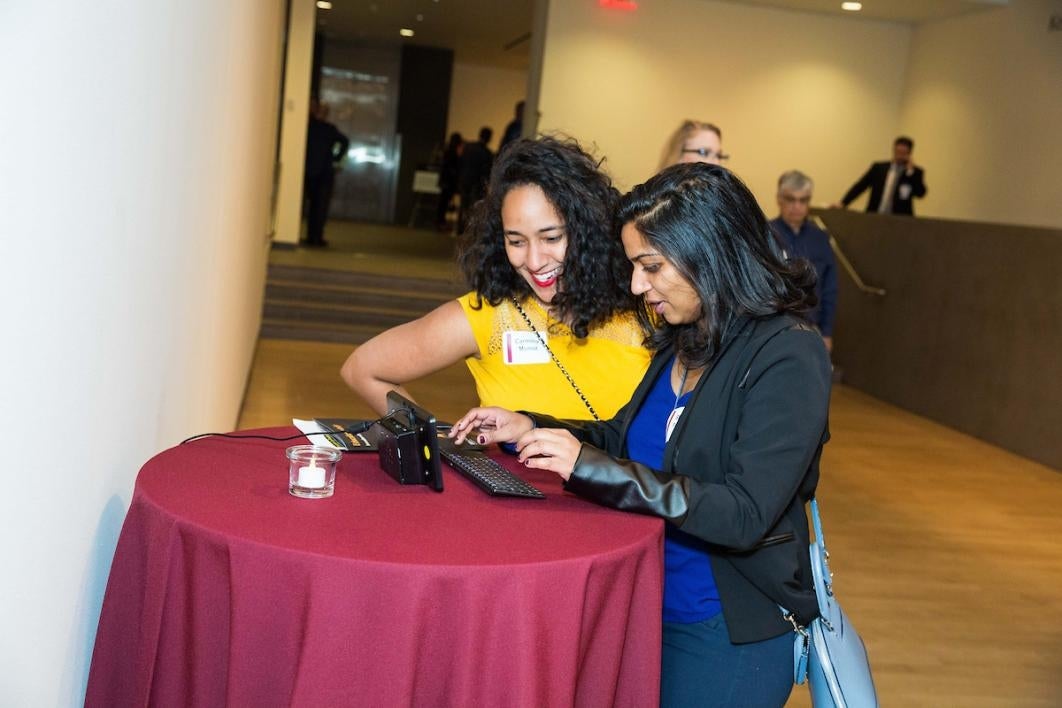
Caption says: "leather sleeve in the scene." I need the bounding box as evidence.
[563,444,691,525]
[522,405,628,454]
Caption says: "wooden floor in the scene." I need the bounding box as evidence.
[239,224,1062,707]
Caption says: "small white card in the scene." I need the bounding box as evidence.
[503,330,551,365]
[665,406,685,442]
[292,418,342,449]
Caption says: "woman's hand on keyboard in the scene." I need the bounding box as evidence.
[449,407,534,447]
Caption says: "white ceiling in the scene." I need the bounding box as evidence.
[314,0,535,70]
[725,0,1009,24]
[313,0,1009,70]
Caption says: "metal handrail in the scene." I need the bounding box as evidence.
[811,215,887,297]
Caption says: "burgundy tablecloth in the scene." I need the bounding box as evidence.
[85,429,663,707]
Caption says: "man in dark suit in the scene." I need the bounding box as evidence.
[835,136,927,216]
[303,99,349,246]
[498,100,525,153]
[457,126,494,233]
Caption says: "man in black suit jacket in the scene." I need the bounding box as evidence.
[303,100,350,246]
[836,136,927,216]
[457,126,494,232]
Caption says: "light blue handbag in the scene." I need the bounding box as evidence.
[790,498,879,708]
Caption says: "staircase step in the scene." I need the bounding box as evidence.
[267,264,465,295]
[265,281,452,313]
[261,263,463,345]
[264,300,425,329]
[260,319,385,345]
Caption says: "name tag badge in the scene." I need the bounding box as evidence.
[898,183,912,200]
[503,331,551,365]
[665,406,685,442]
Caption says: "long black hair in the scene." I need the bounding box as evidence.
[458,135,639,338]
[616,162,817,368]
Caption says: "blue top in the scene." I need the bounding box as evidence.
[770,217,838,336]
[626,357,722,624]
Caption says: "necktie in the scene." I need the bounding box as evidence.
[878,164,900,214]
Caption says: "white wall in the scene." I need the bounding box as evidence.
[901,0,1062,228]
[274,0,318,245]
[447,62,529,151]
[536,0,1062,228]
[0,1,286,705]
[537,0,912,213]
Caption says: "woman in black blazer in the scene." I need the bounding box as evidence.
[450,163,832,707]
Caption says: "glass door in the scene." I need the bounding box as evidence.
[319,44,401,223]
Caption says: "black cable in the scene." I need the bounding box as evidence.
[180,419,382,446]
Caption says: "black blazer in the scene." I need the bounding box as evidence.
[528,315,832,643]
[458,141,494,200]
[305,118,350,180]
[842,160,927,215]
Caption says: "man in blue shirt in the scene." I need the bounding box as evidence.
[770,170,837,352]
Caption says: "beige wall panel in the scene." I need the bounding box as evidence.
[537,0,912,213]
[902,0,1062,228]
[447,63,529,152]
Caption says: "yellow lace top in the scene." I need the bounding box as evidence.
[458,292,651,420]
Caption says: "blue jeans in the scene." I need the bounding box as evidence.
[661,612,794,708]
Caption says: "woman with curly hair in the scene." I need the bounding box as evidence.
[342,136,651,419]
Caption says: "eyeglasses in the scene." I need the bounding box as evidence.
[780,195,812,205]
[680,147,730,162]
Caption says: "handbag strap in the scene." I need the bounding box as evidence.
[785,498,833,641]
[810,497,825,549]
[510,297,601,421]
[808,496,835,623]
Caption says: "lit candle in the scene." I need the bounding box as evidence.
[298,458,326,488]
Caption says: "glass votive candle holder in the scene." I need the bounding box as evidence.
[286,445,342,499]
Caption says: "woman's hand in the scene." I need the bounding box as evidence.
[514,428,581,481]
[449,407,534,446]
[450,408,582,481]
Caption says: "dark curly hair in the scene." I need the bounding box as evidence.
[457,135,639,339]
[616,163,818,368]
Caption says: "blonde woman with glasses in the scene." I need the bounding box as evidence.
[659,120,729,170]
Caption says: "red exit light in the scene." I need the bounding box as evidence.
[600,0,638,10]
